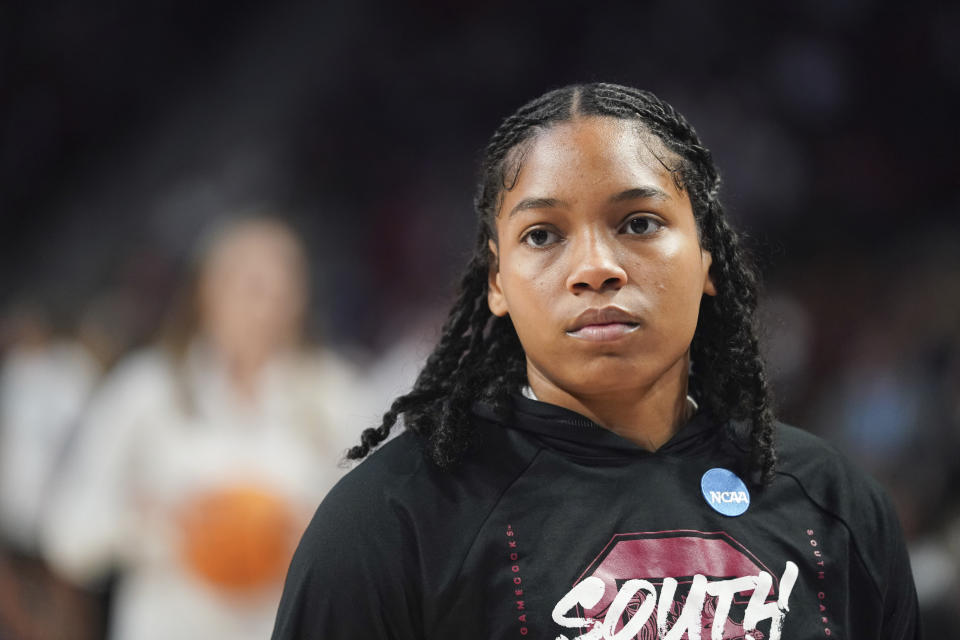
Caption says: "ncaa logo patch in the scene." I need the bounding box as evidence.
[701,468,750,517]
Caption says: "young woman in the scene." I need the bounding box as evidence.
[42,217,365,640]
[272,83,920,639]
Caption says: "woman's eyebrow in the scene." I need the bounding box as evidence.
[507,187,670,218]
[608,186,671,203]
[507,197,568,218]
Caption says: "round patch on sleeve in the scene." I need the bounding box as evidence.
[700,468,750,517]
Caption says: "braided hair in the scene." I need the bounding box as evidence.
[347,83,776,484]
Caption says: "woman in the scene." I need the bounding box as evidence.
[42,216,364,640]
[273,84,920,639]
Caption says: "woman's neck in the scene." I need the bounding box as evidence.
[526,353,693,451]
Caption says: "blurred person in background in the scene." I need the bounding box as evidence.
[40,215,364,640]
[0,305,102,639]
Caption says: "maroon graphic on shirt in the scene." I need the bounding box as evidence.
[561,530,792,639]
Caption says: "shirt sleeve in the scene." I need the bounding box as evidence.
[40,354,163,584]
[878,491,923,640]
[271,465,424,640]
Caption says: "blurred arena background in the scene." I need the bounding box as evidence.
[1,1,958,637]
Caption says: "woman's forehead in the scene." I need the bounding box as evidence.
[204,222,303,272]
[499,117,685,213]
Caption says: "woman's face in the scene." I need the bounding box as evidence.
[198,222,307,369]
[488,116,715,399]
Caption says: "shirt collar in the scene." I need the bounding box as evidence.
[474,392,726,460]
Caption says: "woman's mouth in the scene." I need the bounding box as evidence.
[565,306,642,341]
[565,322,640,341]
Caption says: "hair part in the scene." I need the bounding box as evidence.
[347,83,777,485]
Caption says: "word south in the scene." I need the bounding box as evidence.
[552,561,798,640]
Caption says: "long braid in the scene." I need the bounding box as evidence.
[693,193,777,483]
[348,82,778,484]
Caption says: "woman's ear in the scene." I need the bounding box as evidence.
[487,239,509,317]
[702,249,717,297]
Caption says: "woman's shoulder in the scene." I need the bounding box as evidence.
[772,422,918,629]
[323,431,426,506]
[104,346,173,383]
[770,422,907,583]
[292,417,543,573]
[322,417,541,524]
[772,421,889,504]
[82,347,177,417]
[277,421,542,637]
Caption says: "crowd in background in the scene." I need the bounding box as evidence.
[2,0,958,637]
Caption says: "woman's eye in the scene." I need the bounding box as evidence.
[522,228,560,247]
[622,216,663,236]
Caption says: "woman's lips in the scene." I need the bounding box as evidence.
[566,322,640,341]
[566,306,642,341]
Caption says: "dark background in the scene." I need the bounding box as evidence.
[4,1,957,343]
[2,0,959,631]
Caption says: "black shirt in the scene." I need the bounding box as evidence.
[272,395,920,639]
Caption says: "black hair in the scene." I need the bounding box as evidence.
[347,83,776,484]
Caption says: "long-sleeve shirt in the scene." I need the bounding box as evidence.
[273,393,921,639]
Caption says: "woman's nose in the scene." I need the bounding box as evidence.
[565,232,628,293]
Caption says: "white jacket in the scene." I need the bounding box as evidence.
[42,341,368,640]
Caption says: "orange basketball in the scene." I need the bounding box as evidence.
[178,485,299,591]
